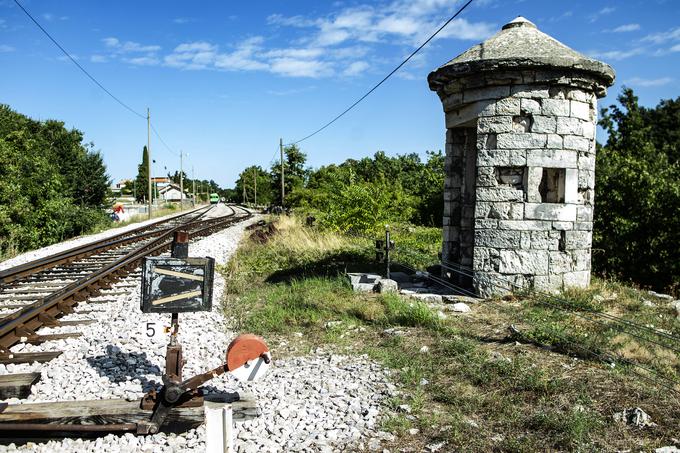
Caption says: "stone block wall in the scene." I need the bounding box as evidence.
[440,71,599,296]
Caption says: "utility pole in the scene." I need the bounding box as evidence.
[179,150,184,210]
[192,166,196,206]
[147,108,152,219]
[280,138,285,208]
[253,167,257,207]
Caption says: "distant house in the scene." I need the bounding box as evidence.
[158,183,188,202]
[110,179,132,195]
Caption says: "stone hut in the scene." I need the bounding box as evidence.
[428,17,615,296]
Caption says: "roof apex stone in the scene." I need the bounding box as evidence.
[428,16,615,92]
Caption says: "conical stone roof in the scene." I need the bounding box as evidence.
[428,16,615,91]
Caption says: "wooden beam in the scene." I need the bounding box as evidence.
[0,393,258,437]
[0,373,40,399]
[0,351,62,365]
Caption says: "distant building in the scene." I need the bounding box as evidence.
[158,183,189,202]
[110,179,132,195]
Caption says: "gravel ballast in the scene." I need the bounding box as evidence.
[0,206,393,452]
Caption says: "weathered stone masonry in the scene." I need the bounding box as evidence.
[429,17,615,296]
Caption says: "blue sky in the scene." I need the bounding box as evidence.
[1,0,679,187]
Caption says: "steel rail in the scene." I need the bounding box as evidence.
[0,205,252,351]
[0,206,212,284]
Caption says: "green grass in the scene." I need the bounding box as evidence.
[222,215,680,451]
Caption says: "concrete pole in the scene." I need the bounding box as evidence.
[192,166,196,206]
[253,167,257,207]
[179,151,184,210]
[147,108,152,219]
[280,138,285,208]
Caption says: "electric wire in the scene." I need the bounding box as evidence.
[13,0,146,120]
[288,0,476,146]
[14,0,187,173]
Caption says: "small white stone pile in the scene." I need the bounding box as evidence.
[0,206,394,452]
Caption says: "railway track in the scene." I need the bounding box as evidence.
[0,205,251,395]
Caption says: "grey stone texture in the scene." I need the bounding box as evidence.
[429,17,614,297]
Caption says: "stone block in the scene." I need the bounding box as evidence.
[546,134,563,149]
[564,169,579,203]
[377,279,399,293]
[520,98,541,114]
[542,98,570,116]
[478,116,513,133]
[566,89,591,103]
[581,121,595,139]
[525,203,577,221]
[476,166,497,187]
[497,133,547,149]
[531,231,560,250]
[565,231,591,249]
[475,229,521,248]
[578,152,596,171]
[442,92,464,111]
[496,97,521,115]
[476,187,524,202]
[498,220,552,231]
[570,101,591,120]
[510,85,550,98]
[549,251,573,272]
[552,221,574,230]
[478,202,524,220]
[526,149,577,167]
[578,170,595,189]
[475,219,498,229]
[477,149,526,166]
[571,249,592,271]
[473,247,495,271]
[556,117,584,135]
[498,250,549,274]
[564,135,591,152]
[526,166,543,202]
[445,100,495,127]
[576,205,593,222]
[463,86,511,103]
[531,115,557,133]
[534,274,564,293]
[520,231,531,249]
[574,221,593,231]
[563,270,590,288]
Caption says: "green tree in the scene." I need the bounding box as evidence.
[235,165,273,205]
[134,146,149,202]
[595,87,680,292]
[271,144,308,206]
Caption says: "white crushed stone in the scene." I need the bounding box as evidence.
[0,206,394,452]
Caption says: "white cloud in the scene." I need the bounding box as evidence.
[606,23,640,33]
[42,13,53,21]
[588,47,644,60]
[124,56,160,66]
[0,44,14,52]
[642,27,680,44]
[270,58,332,77]
[173,17,193,24]
[103,37,161,53]
[625,77,673,87]
[671,43,680,52]
[342,60,370,76]
[589,6,616,22]
[90,54,108,63]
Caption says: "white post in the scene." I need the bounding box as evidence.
[204,401,234,453]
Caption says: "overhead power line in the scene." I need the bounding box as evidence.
[13,0,146,120]
[288,0,475,146]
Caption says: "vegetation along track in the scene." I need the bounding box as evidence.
[0,205,251,364]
